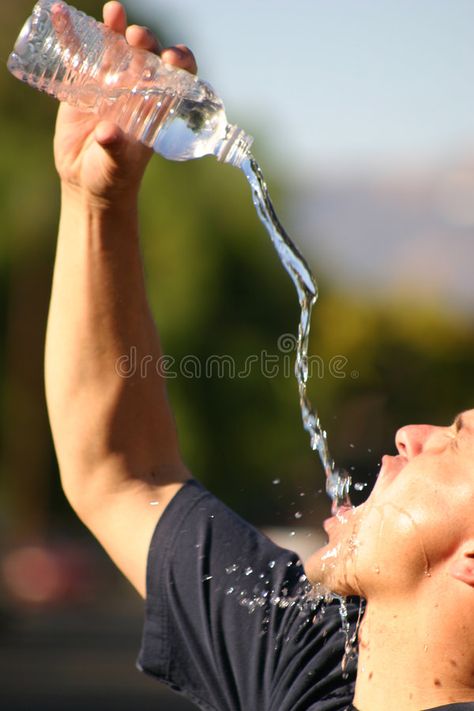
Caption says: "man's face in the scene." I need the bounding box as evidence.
[306,409,474,598]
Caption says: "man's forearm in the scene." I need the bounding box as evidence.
[45,187,185,508]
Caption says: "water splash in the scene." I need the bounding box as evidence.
[240,156,351,510]
[227,562,331,617]
[339,596,364,677]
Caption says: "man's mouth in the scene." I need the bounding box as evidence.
[375,454,407,486]
[323,505,354,534]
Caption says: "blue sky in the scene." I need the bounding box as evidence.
[133,0,474,174]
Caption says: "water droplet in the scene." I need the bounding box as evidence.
[272,478,281,485]
[202,575,213,582]
[225,563,239,574]
[367,448,372,453]
[294,511,303,519]
[289,531,296,537]
[354,482,367,491]
[349,443,355,449]
[299,492,306,497]
[226,587,234,595]
[268,560,276,569]
[244,566,253,576]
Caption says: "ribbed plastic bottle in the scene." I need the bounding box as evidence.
[7,0,253,167]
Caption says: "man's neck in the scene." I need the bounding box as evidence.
[352,591,474,711]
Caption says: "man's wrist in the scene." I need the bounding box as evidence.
[59,182,141,247]
[60,181,140,217]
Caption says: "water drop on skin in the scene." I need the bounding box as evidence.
[272,478,281,485]
[294,511,303,519]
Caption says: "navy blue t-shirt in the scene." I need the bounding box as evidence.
[350,706,474,711]
[138,480,358,710]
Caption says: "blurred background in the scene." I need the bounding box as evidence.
[0,0,473,708]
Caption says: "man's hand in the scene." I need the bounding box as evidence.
[53,0,197,204]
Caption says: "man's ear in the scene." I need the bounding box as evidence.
[449,543,474,587]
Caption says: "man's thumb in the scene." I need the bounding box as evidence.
[94,121,126,156]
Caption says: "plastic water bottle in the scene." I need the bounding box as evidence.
[7,0,253,167]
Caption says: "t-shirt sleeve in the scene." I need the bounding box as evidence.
[137,480,357,711]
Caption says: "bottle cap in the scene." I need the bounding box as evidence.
[217,124,253,167]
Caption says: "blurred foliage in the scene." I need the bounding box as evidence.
[0,0,473,545]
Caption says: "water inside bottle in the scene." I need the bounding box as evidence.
[240,156,352,512]
[152,93,229,162]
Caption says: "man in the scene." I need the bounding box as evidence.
[45,2,474,710]
[307,414,474,710]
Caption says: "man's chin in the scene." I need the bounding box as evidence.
[304,545,358,598]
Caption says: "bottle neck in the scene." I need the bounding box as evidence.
[216,124,253,168]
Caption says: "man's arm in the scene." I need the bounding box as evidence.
[45,1,197,597]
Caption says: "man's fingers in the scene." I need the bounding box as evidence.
[51,3,82,56]
[102,5,197,76]
[103,1,127,35]
[126,25,162,54]
[161,45,198,75]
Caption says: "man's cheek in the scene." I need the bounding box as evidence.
[355,503,434,594]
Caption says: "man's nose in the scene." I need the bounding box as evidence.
[395,424,438,459]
